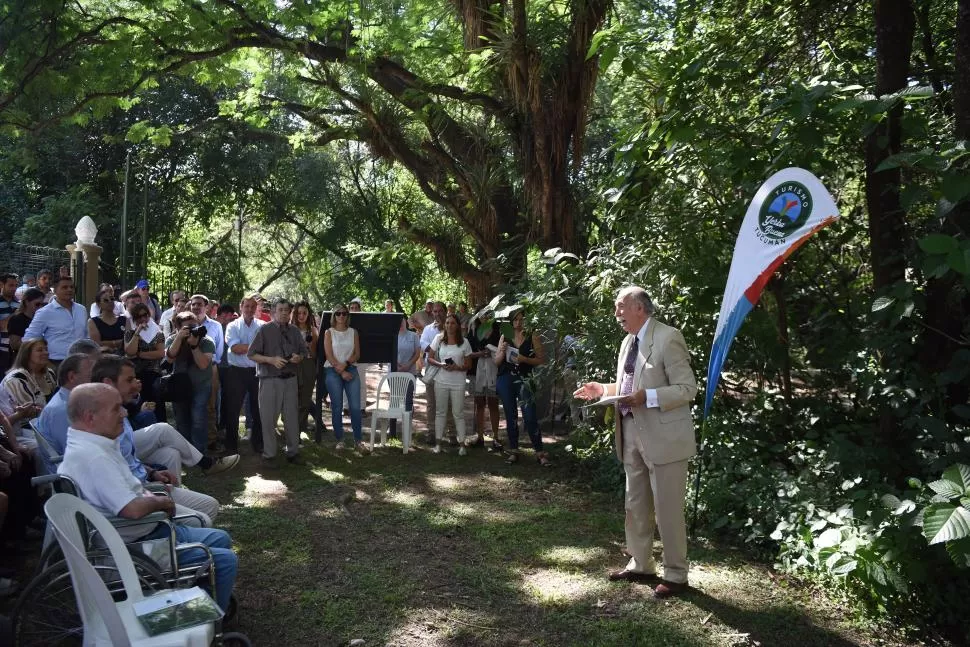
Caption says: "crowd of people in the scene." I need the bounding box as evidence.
[0,271,699,614]
[0,274,556,607]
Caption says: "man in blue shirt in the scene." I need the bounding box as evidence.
[23,276,89,363]
[35,353,96,475]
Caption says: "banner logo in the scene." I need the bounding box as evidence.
[756,181,813,244]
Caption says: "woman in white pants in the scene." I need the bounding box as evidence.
[428,314,472,454]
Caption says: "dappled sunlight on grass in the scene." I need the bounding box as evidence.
[539,545,609,567]
[520,567,608,604]
[383,489,429,508]
[310,466,348,483]
[425,474,468,491]
[232,474,289,507]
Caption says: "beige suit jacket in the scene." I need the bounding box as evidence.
[613,318,697,465]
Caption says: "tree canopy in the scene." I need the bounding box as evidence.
[2,0,970,639]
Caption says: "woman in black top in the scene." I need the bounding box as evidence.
[6,288,46,354]
[88,288,127,354]
[495,309,548,465]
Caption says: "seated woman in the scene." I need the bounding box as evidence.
[124,302,167,423]
[88,287,127,355]
[323,304,367,453]
[1,338,57,438]
[428,314,472,455]
[495,309,549,465]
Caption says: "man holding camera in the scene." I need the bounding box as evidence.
[247,298,308,468]
[165,311,215,454]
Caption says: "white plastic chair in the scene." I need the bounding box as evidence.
[369,372,417,453]
[29,420,62,470]
[44,493,217,647]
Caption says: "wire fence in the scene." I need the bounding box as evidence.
[0,243,72,279]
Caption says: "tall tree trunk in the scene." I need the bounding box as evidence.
[920,0,970,410]
[865,0,915,291]
[865,0,915,464]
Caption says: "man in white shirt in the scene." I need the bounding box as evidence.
[161,290,187,339]
[223,296,264,454]
[58,383,238,611]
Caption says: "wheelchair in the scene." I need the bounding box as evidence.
[10,473,246,646]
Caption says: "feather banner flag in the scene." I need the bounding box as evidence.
[704,167,840,417]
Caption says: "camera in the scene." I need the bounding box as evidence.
[190,325,207,338]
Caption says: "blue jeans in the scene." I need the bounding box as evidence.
[173,383,209,454]
[131,409,157,430]
[324,366,362,442]
[142,524,237,612]
[496,372,542,452]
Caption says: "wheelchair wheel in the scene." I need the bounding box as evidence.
[12,551,167,646]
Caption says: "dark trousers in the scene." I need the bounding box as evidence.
[223,365,262,453]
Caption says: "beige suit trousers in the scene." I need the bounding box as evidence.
[621,416,689,584]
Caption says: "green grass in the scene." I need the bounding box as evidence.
[186,438,922,647]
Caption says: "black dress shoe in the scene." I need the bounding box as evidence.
[608,569,660,584]
[653,580,689,598]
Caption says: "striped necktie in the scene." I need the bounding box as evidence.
[618,336,639,417]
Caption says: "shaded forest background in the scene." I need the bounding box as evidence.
[2,0,970,641]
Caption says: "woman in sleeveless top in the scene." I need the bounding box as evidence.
[495,309,549,465]
[323,304,367,453]
[88,287,127,354]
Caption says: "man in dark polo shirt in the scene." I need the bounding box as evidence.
[248,298,308,468]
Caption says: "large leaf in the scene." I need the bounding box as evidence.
[918,233,958,255]
[928,479,964,500]
[922,504,970,545]
[942,172,970,204]
[942,464,970,493]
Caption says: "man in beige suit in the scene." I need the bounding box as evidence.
[574,286,697,598]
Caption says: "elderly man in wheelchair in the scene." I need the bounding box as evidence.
[56,382,238,613]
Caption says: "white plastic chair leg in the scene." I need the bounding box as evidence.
[370,414,379,447]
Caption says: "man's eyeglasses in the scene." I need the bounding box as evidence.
[334,312,348,317]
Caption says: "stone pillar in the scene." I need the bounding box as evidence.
[76,243,102,308]
[72,216,101,308]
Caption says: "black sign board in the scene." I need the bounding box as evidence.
[316,312,405,365]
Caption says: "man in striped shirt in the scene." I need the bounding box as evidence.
[0,273,20,374]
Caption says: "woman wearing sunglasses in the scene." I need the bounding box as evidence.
[322,305,367,453]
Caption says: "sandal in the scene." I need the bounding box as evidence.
[489,441,504,453]
[505,452,519,464]
[537,452,552,467]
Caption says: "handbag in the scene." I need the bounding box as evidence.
[154,371,194,402]
[420,365,440,385]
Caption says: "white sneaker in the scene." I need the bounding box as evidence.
[458,447,467,456]
[432,444,441,454]
[203,454,240,476]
